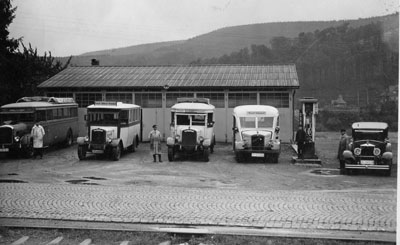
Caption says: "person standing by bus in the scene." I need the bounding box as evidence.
[295,125,306,159]
[149,124,162,162]
[31,121,45,159]
[338,129,350,174]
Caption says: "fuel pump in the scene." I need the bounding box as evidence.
[294,97,321,163]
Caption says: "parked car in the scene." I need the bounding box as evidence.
[166,98,215,161]
[342,122,393,176]
[232,105,281,163]
[77,101,141,161]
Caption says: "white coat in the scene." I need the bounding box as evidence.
[31,124,45,148]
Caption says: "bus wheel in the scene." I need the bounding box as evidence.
[128,138,136,153]
[272,154,279,163]
[203,148,210,162]
[168,147,174,161]
[235,152,243,163]
[78,145,86,160]
[112,144,121,161]
[65,130,73,147]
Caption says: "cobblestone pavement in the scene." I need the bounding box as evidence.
[0,183,396,233]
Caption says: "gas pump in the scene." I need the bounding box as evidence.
[294,97,321,163]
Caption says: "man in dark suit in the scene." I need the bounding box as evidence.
[295,125,306,159]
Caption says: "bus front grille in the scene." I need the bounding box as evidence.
[91,130,106,144]
[251,135,264,150]
[182,130,197,147]
[0,127,13,144]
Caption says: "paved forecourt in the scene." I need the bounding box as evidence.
[0,183,396,232]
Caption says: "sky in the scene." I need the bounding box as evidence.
[8,0,399,57]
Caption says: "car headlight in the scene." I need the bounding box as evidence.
[107,138,112,143]
[198,136,204,142]
[373,148,381,156]
[354,148,361,156]
[14,136,20,142]
[84,136,89,142]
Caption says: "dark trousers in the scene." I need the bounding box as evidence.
[297,142,304,158]
[33,148,43,158]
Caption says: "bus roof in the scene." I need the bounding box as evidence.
[233,105,279,116]
[87,101,140,109]
[171,102,215,112]
[352,122,389,130]
[1,97,77,109]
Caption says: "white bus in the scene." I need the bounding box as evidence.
[77,101,142,161]
[232,105,281,163]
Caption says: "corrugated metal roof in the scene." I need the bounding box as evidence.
[38,65,300,88]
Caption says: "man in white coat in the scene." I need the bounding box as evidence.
[31,121,45,159]
[148,124,162,162]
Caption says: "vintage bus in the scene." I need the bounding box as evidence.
[77,101,142,161]
[0,97,78,157]
[232,105,281,163]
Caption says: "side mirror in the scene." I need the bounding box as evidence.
[275,126,280,133]
[232,127,238,132]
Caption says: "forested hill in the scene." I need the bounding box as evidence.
[65,13,398,66]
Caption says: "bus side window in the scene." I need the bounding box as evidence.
[36,110,46,122]
[46,109,53,120]
[120,110,128,125]
[207,113,214,127]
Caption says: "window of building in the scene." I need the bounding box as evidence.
[196,93,225,108]
[228,93,257,108]
[105,93,133,104]
[260,93,289,108]
[166,92,194,107]
[135,93,162,108]
[46,92,73,99]
[75,93,103,108]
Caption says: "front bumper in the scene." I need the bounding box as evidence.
[345,164,391,170]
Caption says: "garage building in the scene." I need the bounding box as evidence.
[38,64,299,142]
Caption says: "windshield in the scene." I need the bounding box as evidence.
[87,110,120,125]
[353,130,386,142]
[240,116,274,128]
[176,114,206,126]
[0,112,34,124]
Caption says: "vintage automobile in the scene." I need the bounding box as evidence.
[232,105,281,163]
[342,122,393,176]
[77,101,141,161]
[167,98,215,162]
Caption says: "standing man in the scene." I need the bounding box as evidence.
[149,124,162,162]
[31,121,45,159]
[295,125,306,159]
[338,129,349,174]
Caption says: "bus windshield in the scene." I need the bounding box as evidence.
[87,110,120,125]
[0,112,34,124]
[239,116,274,128]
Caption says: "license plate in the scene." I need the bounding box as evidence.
[251,153,264,157]
[361,160,374,165]
[92,150,104,154]
[0,148,9,152]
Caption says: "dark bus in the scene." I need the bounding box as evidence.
[0,97,78,157]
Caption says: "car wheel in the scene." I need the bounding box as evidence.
[203,148,210,162]
[112,144,121,161]
[65,130,73,147]
[24,143,34,158]
[78,145,86,160]
[128,138,136,153]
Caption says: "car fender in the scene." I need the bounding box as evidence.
[110,138,121,147]
[343,150,354,159]
[167,137,175,146]
[20,134,31,146]
[77,136,87,145]
[203,138,211,147]
[382,151,393,160]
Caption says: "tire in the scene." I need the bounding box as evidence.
[235,152,243,163]
[24,143,34,158]
[272,154,279,164]
[203,148,210,162]
[128,138,136,153]
[168,147,174,161]
[385,161,392,177]
[112,144,121,161]
[65,130,73,147]
[78,145,86,160]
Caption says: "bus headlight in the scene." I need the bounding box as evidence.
[354,148,361,156]
[175,135,180,141]
[84,136,89,142]
[107,138,112,144]
[14,136,20,142]
[373,148,381,156]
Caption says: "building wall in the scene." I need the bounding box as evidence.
[47,89,295,143]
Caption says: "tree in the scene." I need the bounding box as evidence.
[0,0,71,105]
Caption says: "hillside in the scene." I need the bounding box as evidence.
[66,13,398,66]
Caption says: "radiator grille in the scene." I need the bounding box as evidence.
[91,130,106,144]
[251,135,264,150]
[182,130,197,147]
[0,127,13,144]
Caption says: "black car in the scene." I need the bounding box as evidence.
[342,122,393,176]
